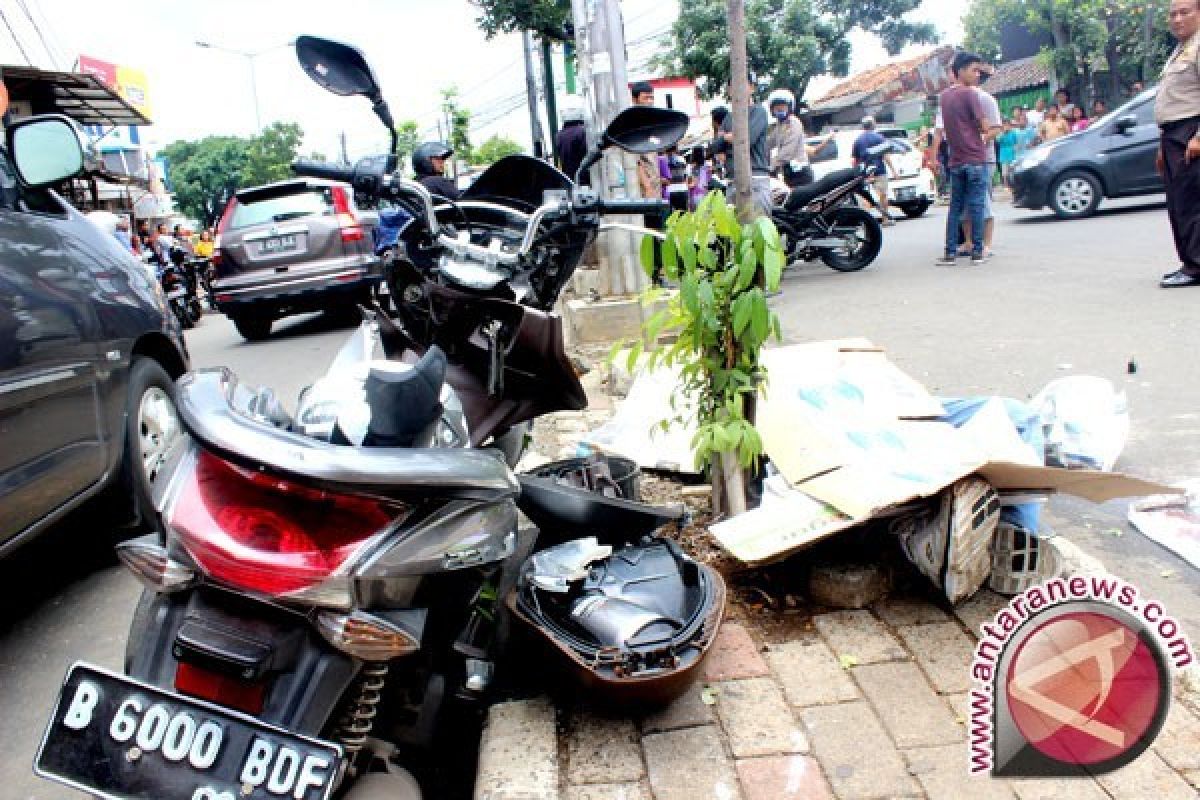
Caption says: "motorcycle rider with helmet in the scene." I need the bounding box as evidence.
[767,88,820,188]
[412,141,460,200]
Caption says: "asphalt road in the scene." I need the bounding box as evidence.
[2,193,1197,798]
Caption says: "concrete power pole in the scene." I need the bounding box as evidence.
[571,0,643,296]
[522,31,548,159]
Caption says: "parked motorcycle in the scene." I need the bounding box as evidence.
[770,166,885,272]
[152,250,198,329]
[34,36,724,800]
[170,245,208,322]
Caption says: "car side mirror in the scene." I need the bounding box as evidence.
[1114,114,1137,135]
[5,115,84,187]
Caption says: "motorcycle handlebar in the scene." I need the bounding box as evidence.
[291,159,357,183]
[596,198,669,216]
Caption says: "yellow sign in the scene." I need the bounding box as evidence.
[78,55,153,121]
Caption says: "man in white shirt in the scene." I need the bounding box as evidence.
[1025,97,1046,129]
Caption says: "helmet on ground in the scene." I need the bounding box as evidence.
[766,88,795,114]
[560,99,585,124]
[412,142,453,177]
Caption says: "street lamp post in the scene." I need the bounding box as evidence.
[194,40,295,133]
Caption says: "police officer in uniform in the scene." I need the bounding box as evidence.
[1157,0,1200,288]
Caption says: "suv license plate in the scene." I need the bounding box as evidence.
[36,663,343,800]
[260,234,297,254]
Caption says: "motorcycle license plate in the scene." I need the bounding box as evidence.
[260,234,297,254]
[36,663,343,800]
[167,288,187,300]
[895,187,916,201]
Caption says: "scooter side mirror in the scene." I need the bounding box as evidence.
[602,106,690,154]
[295,35,380,98]
[295,36,398,165]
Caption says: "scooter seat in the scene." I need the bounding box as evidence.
[783,167,860,211]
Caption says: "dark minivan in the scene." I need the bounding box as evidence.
[0,115,190,557]
[1011,88,1163,219]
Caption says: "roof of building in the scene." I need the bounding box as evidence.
[981,55,1051,96]
[814,46,955,106]
[1,65,151,126]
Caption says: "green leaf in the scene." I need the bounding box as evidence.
[681,275,700,316]
[625,339,644,373]
[640,234,657,278]
[736,247,758,292]
[751,295,770,341]
[763,246,784,291]
[662,233,678,276]
[772,313,783,342]
[732,294,752,337]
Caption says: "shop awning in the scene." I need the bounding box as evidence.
[1,65,151,126]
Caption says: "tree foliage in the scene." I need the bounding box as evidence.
[160,122,306,226]
[395,120,420,172]
[619,192,785,498]
[440,88,474,165]
[658,0,938,100]
[471,0,572,41]
[471,135,525,165]
[963,0,1173,100]
[241,122,304,188]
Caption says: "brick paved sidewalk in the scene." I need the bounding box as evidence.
[475,593,1200,800]
[474,367,1200,800]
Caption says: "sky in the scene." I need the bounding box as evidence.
[0,0,966,162]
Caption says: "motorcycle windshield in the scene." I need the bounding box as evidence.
[462,155,572,212]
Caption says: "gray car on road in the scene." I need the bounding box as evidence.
[211,177,379,340]
[0,114,190,557]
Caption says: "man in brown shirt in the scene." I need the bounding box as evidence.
[1156,0,1200,287]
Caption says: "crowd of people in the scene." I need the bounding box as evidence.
[110,217,215,269]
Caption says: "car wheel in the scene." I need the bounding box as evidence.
[125,358,183,533]
[901,200,930,218]
[1050,171,1102,219]
[232,315,273,341]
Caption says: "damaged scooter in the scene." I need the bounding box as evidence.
[33,36,725,800]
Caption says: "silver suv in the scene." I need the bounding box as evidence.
[211,178,378,340]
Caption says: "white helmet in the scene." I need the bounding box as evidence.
[560,99,585,124]
[766,88,795,114]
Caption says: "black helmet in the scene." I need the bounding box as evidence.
[412,142,453,177]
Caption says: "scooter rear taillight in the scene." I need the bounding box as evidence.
[167,450,405,607]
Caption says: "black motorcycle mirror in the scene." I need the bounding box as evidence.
[575,106,690,185]
[295,35,398,169]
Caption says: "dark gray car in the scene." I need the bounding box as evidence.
[211,178,379,340]
[0,115,190,556]
[1011,88,1163,219]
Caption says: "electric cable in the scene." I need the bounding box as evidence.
[15,0,57,68]
[0,4,33,65]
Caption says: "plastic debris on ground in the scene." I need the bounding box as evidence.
[1127,479,1200,569]
[1030,375,1130,472]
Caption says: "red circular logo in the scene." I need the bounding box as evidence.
[1005,610,1163,766]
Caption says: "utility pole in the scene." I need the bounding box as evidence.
[542,39,560,162]
[572,0,642,296]
[522,31,547,158]
[338,131,349,165]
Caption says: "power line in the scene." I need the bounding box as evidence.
[16,0,57,68]
[0,5,33,65]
